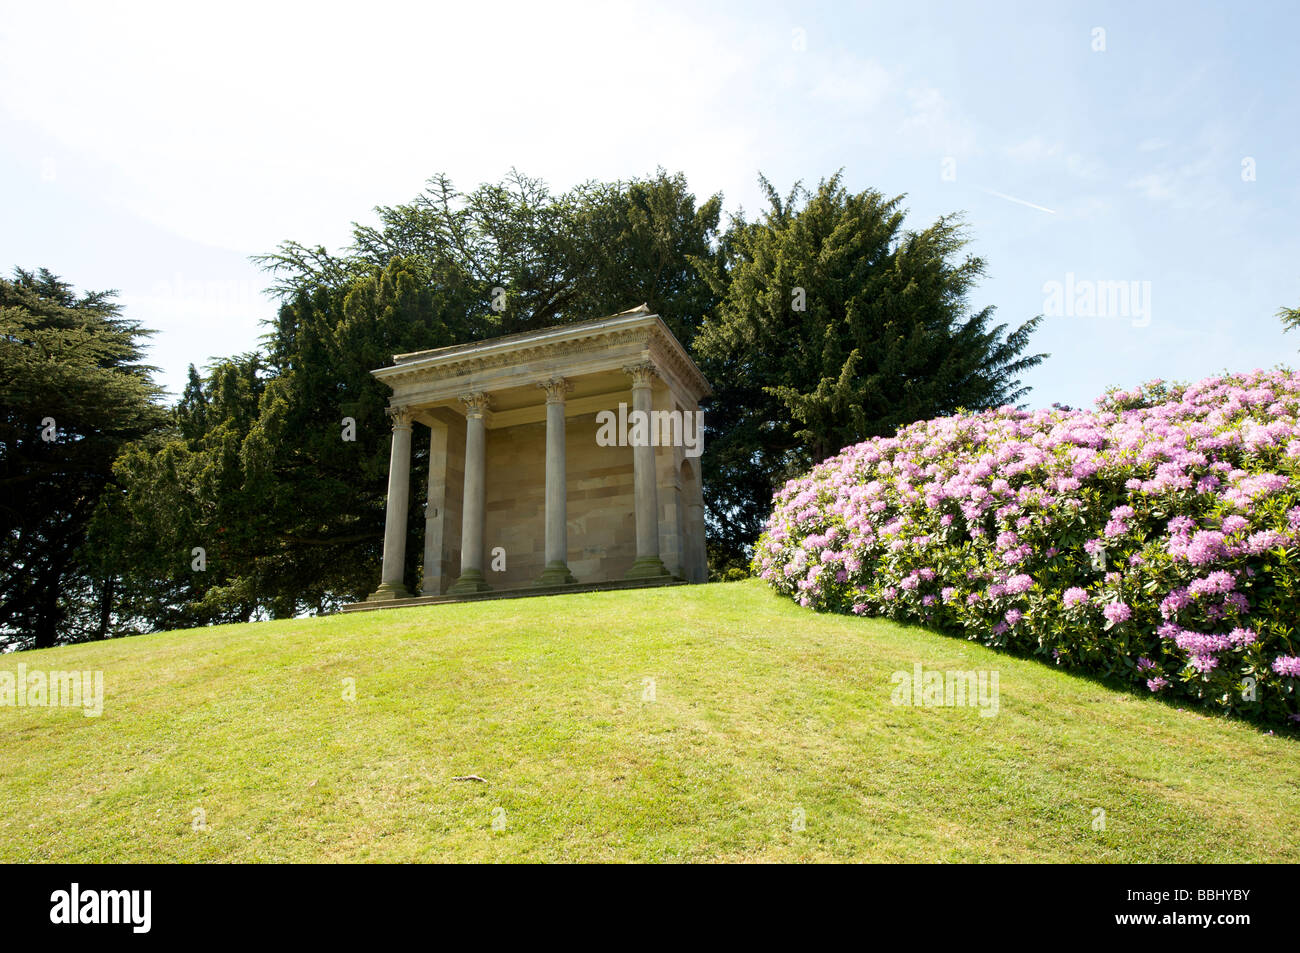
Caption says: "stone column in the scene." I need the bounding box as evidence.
[449,391,492,594]
[684,456,709,583]
[623,362,670,579]
[537,377,577,586]
[420,420,448,596]
[368,407,414,600]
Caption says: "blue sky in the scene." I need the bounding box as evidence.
[2,0,1297,409]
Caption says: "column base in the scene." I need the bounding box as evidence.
[448,568,493,595]
[624,556,672,580]
[367,581,412,601]
[536,561,577,586]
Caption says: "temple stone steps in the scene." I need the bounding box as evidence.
[340,576,686,613]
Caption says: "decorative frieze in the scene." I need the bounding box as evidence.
[376,310,710,401]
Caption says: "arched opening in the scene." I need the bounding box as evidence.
[680,458,707,582]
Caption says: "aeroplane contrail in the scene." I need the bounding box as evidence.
[980,188,1056,215]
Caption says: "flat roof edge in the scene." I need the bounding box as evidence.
[371,308,711,398]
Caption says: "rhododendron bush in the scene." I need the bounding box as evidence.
[754,369,1300,725]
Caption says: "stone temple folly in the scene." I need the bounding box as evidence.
[353,305,710,607]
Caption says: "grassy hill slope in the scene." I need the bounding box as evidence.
[1,580,1296,862]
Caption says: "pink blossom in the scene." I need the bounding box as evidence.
[1103,602,1133,624]
[757,367,1300,726]
[1273,656,1300,677]
[1188,571,1235,597]
[1063,587,1089,608]
[1184,530,1228,566]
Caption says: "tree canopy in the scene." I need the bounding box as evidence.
[692,174,1046,564]
[0,268,166,649]
[1279,303,1300,341]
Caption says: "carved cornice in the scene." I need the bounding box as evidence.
[382,327,650,385]
[646,326,712,399]
[372,314,712,401]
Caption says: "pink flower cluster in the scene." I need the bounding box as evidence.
[755,369,1300,725]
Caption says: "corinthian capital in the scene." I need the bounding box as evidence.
[459,391,492,418]
[386,406,414,429]
[623,361,658,388]
[538,376,573,403]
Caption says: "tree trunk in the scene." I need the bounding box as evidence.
[32,582,60,649]
[96,576,115,640]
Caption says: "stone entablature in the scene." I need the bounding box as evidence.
[362,305,710,602]
[375,309,709,432]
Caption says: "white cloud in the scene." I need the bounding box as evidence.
[1126,151,1225,210]
[899,85,977,156]
[1128,172,1178,202]
[1003,136,1063,162]
[806,55,898,107]
[0,1,761,253]
[1064,152,1103,180]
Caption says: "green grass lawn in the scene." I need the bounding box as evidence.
[1,579,1296,862]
